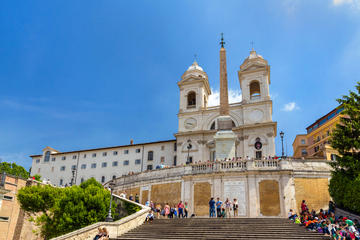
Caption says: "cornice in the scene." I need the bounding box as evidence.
[178,99,273,117]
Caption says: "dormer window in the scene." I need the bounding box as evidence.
[187,91,196,108]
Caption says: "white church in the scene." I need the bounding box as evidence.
[30,40,277,187]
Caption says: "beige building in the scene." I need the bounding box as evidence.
[0,174,42,240]
[292,134,308,158]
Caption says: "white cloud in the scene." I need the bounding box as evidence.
[332,0,360,9]
[208,89,242,107]
[282,102,299,112]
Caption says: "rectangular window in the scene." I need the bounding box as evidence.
[161,156,165,163]
[71,165,76,170]
[147,164,153,170]
[255,151,262,159]
[136,148,141,153]
[135,159,141,165]
[60,166,66,171]
[83,154,87,158]
[62,156,66,160]
[174,143,177,151]
[113,151,118,155]
[173,156,177,166]
[124,160,129,166]
[81,164,86,169]
[59,179,63,186]
[161,146,165,151]
[0,217,9,221]
[124,150,129,154]
[51,157,56,161]
[188,156,193,164]
[102,162,107,168]
[92,153,97,158]
[72,155,77,159]
[36,159,40,163]
[3,195,13,201]
[44,157,50,162]
[102,152,107,156]
[301,139,305,145]
[112,161,118,167]
[301,149,307,156]
[91,163,97,168]
[331,154,337,161]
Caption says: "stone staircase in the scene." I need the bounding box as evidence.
[114,218,330,239]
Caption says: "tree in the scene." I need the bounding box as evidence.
[329,81,360,213]
[17,178,117,239]
[0,161,29,179]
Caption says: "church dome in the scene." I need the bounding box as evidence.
[187,61,204,72]
[246,49,264,60]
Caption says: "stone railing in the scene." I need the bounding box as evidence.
[51,194,150,240]
[111,158,332,189]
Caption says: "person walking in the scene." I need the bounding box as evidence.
[184,201,189,218]
[164,203,170,218]
[216,197,223,218]
[177,201,185,218]
[225,198,232,218]
[209,197,216,218]
[233,198,238,217]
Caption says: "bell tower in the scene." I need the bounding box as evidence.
[238,49,271,103]
[177,60,211,114]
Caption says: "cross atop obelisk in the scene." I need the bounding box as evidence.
[219,33,229,116]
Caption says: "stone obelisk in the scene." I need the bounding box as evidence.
[214,34,236,160]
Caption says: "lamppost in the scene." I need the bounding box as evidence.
[105,180,116,222]
[186,139,192,165]
[70,167,76,186]
[280,131,285,158]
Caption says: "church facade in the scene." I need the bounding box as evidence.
[30,43,276,186]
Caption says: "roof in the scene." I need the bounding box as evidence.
[306,106,343,133]
[29,139,176,158]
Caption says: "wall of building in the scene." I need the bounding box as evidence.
[30,140,176,186]
[294,178,331,213]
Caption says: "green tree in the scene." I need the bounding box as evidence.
[329,81,360,213]
[17,178,117,239]
[0,161,29,179]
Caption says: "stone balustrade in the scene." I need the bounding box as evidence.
[109,158,332,189]
[51,194,150,240]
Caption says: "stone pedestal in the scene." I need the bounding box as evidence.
[214,130,236,160]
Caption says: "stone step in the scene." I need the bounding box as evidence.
[114,218,329,240]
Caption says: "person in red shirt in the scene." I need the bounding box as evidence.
[301,200,308,214]
[177,201,185,218]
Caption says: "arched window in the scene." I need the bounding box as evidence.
[101,176,105,183]
[44,151,50,162]
[250,81,261,99]
[148,151,153,161]
[187,91,196,108]
[210,120,236,130]
[112,175,116,180]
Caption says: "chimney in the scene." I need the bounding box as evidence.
[130,139,134,145]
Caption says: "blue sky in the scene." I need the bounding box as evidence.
[0,0,359,170]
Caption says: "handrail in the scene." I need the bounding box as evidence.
[51,194,150,240]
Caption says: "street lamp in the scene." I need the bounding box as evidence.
[280,131,285,158]
[186,139,192,165]
[70,167,76,186]
[105,180,116,222]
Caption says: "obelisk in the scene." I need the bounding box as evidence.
[214,33,236,160]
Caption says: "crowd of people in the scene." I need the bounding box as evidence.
[289,200,360,240]
[208,197,239,218]
[145,200,190,222]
